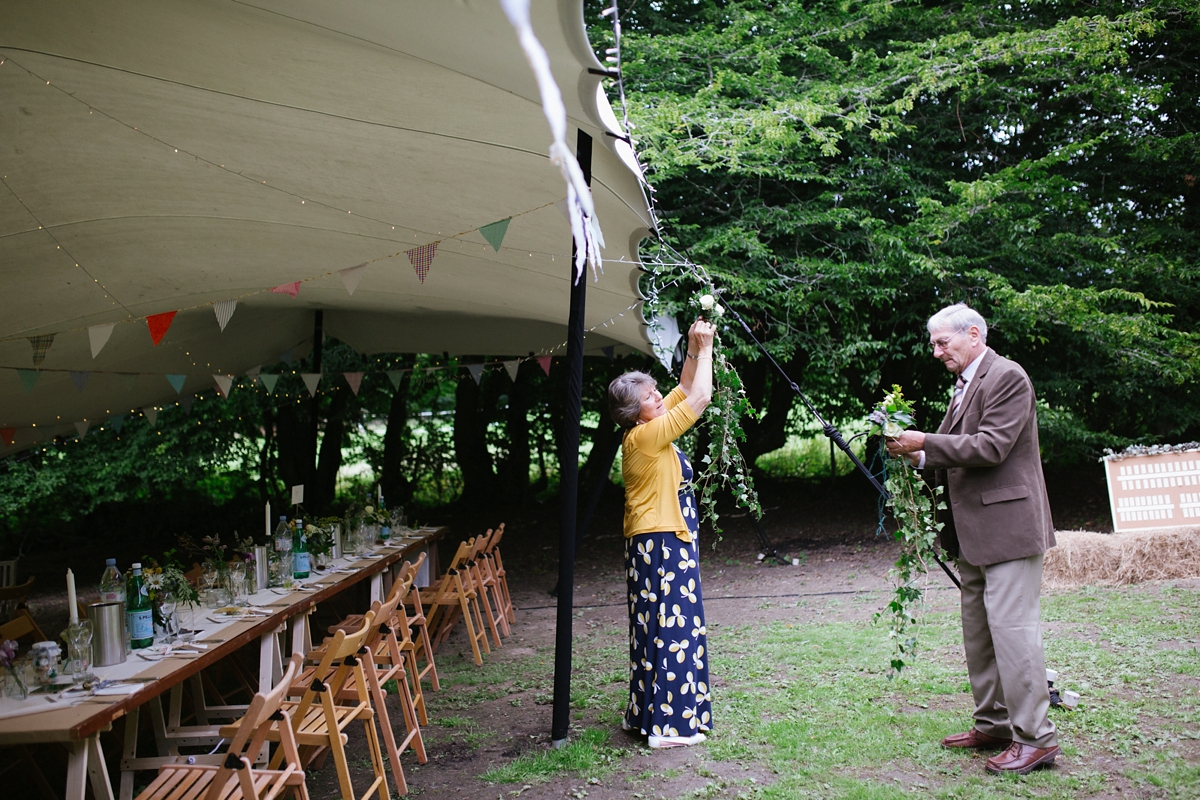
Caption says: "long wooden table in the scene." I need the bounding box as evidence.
[0,528,444,800]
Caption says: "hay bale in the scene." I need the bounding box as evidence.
[1043,527,1200,588]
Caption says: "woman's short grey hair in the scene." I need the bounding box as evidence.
[927,303,988,344]
[608,371,656,429]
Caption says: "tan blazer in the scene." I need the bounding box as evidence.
[922,348,1056,566]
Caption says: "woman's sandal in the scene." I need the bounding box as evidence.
[648,732,706,749]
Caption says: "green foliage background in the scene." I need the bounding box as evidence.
[598,0,1199,452]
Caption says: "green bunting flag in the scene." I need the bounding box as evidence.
[17,368,39,393]
[166,374,187,394]
[109,415,126,434]
[479,218,512,252]
[70,371,90,392]
[387,371,404,390]
[260,374,280,395]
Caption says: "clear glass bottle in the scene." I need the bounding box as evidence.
[99,558,125,605]
[125,563,154,649]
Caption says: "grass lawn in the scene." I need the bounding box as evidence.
[429,581,1199,799]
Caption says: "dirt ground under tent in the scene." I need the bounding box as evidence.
[10,468,1200,799]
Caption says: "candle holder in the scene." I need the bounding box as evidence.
[63,620,95,683]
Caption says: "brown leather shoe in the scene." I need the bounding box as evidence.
[985,742,1060,775]
[941,729,1012,749]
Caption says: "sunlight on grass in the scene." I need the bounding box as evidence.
[480,728,622,784]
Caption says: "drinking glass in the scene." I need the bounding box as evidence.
[228,563,247,605]
[201,567,218,607]
[158,590,178,643]
[65,620,95,681]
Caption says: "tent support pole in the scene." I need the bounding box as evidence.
[309,309,324,495]
[552,129,592,746]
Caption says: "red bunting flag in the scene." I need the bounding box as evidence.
[0,428,15,447]
[146,311,177,346]
[537,355,553,376]
[343,372,364,395]
[271,281,302,298]
[407,242,438,283]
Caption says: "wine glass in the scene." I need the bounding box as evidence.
[158,590,178,644]
[201,567,218,607]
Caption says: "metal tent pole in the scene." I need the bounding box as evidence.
[551,129,592,746]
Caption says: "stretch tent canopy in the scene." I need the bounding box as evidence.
[0,0,655,449]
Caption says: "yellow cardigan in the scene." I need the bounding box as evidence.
[621,386,700,542]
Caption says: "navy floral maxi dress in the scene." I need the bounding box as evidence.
[624,448,713,737]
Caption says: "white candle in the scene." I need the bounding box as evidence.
[66,569,78,625]
[265,501,272,538]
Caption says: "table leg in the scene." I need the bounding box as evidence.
[120,705,139,800]
[87,735,116,800]
[259,623,285,692]
[67,734,115,800]
[370,572,384,603]
[290,609,312,656]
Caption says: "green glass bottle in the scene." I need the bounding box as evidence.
[126,562,154,649]
[292,519,310,579]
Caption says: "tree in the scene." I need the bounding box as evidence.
[597,0,1200,459]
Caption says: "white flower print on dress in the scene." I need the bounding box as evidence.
[678,553,697,571]
[637,539,655,564]
[661,604,686,629]
[669,638,690,663]
[681,579,699,603]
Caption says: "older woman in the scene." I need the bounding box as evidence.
[607,318,715,749]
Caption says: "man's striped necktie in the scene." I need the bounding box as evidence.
[952,374,966,410]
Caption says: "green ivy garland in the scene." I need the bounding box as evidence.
[869,385,947,675]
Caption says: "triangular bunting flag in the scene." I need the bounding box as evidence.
[601,345,615,360]
[301,373,322,396]
[0,428,14,448]
[109,415,126,433]
[406,242,438,283]
[504,360,520,382]
[88,323,115,358]
[143,407,157,427]
[28,334,54,367]
[70,371,90,393]
[386,371,404,390]
[16,369,39,393]
[166,374,187,394]
[181,396,194,414]
[246,365,262,377]
[120,373,138,390]
[340,263,368,295]
[270,281,301,298]
[343,372,364,395]
[146,311,177,346]
[74,420,89,439]
[467,364,484,385]
[280,349,294,367]
[213,374,233,399]
[479,218,512,252]
[213,299,237,331]
[260,374,280,395]
[537,356,553,376]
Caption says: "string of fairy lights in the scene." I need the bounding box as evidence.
[0,1,710,451]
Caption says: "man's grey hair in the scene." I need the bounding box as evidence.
[927,303,988,344]
[608,371,657,429]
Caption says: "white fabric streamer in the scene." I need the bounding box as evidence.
[499,0,605,282]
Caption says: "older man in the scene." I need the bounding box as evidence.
[887,303,1059,775]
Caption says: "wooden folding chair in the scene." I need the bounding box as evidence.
[323,572,427,795]
[0,606,46,645]
[0,560,17,589]
[223,613,389,800]
[484,523,515,625]
[136,654,309,800]
[0,577,35,622]
[420,539,488,665]
[465,532,505,648]
[473,527,511,639]
[399,552,440,694]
